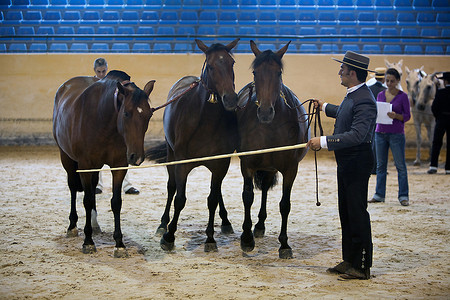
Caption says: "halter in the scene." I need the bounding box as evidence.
[199,58,219,104]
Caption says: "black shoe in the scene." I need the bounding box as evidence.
[327,261,352,274]
[339,267,370,280]
[368,198,384,203]
[427,168,437,174]
[95,188,102,194]
[125,187,139,195]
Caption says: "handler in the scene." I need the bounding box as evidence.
[307,51,377,280]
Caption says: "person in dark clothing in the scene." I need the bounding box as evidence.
[308,51,377,280]
[368,67,387,174]
[427,72,450,175]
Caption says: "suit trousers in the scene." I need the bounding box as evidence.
[334,143,373,270]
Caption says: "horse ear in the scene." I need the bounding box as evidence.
[398,59,403,68]
[195,39,208,53]
[384,59,390,67]
[250,40,261,57]
[143,80,156,97]
[225,38,240,52]
[114,82,126,112]
[405,66,410,74]
[276,41,291,59]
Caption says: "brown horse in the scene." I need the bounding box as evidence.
[236,41,310,259]
[146,38,239,252]
[53,71,155,257]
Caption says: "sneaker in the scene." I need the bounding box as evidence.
[368,198,384,203]
[427,167,437,174]
[400,200,409,206]
[446,170,450,175]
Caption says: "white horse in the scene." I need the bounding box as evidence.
[405,66,435,165]
[385,59,404,91]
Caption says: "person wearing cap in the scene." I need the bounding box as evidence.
[307,51,377,280]
[427,72,450,175]
[368,67,387,174]
[369,68,411,207]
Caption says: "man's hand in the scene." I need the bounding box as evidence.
[307,137,322,151]
[312,99,325,111]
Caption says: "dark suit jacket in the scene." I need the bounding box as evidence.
[431,86,450,120]
[368,81,386,99]
[325,84,377,151]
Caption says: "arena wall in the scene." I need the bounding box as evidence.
[1,53,449,147]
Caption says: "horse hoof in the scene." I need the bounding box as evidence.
[204,242,218,252]
[160,236,174,251]
[66,227,78,238]
[221,224,234,235]
[82,244,97,254]
[253,227,265,238]
[413,160,421,166]
[240,240,255,253]
[114,247,129,258]
[92,226,102,235]
[155,227,167,237]
[279,248,293,259]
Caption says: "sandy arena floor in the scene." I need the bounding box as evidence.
[0,145,448,299]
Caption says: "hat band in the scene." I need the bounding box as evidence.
[343,57,368,70]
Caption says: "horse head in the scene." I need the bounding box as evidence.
[417,72,439,111]
[250,40,290,124]
[115,80,155,166]
[195,38,240,111]
[405,66,425,106]
[385,59,404,90]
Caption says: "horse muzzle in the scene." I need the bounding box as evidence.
[221,92,238,111]
[417,103,426,111]
[257,106,275,124]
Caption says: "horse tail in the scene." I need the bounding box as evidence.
[253,171,278,191]
[145,142,167,163]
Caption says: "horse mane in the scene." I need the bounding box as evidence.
[105,70,131,82]
[251,50,283,70]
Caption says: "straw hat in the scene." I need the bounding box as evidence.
[332,51,374,72]
[374,67,387,79]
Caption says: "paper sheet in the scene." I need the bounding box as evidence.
[376,102,393,125]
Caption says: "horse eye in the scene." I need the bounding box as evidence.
[124,111,130,118]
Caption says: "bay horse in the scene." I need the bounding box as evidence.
[405,66,435,165]
[236,41,310,259]
[53,70,155,257]
[146,39,239,252]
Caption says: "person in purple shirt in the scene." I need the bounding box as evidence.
[369,68,411,206]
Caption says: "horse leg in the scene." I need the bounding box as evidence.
[156,164,176,236]
[160,165,190,251]
[413,118,422,166]
[254,172,276,238]
[59,149,81,237]
[111,169,127,258]
[212,159,233,235]
[240,170,255,252]
[79,172,96,254]
[426,119,435,162]
[91,171,101,234]
[278,169,297,259]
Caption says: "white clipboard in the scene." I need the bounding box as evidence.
[376,102,393,125]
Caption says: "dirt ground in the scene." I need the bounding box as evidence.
[0,145,448,299]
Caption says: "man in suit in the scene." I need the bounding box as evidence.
[427,71,450,175]
[307,51,377,280]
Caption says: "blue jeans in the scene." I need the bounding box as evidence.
[373,132,409,202]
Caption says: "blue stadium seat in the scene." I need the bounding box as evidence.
[320,27,338,41]
[198,26,216,36]
[160,11,178,24]
[337,0,355,9]
[70,42,88,52]
[425,45,444,54]
[17,26,35,35]
[81,11,100,24]
[421,28,441,44]
[238,26,256,36]
[341,44,360,52]
[42,11,61,25]
[340,27,359,42]
[417,12,437,25]
[259,11,277,25]
[0,0,11,9]
[437,13,450,25]
[279,27,297,38]
[412,0,430,10]
[360,27,379,42]
[239,0,257,9]
[111,43,130,52]
[77,26,95,34]
[177,26,195,36]
[179,11,198,25]
[239,11,257,25]
[258,43,277,51]
[62,10,80,24]
[141,11,159,25]
[137,26,154,34]
[299,44,319,53]
[97,26,114,34]
[318,12,336,25]
[400,28,420,43]
[11,0,29,8]
[259,0,277,9]
[0,26,15,35]
[174,43,193,52]
[446,45,450,55]
[108,0,124,8]
[258,27,277,35]
[49,43,68,52]
[235,43,251,53]
[358,12,376,25]
[0,44,7,52]
[321,44,340,53]
[87,0,103,8]
[404,45,423,54]
[221,0,239,9]
[91,43,109,52]
[279,0,296,9]
[67,0,85,8]
[219,11,238,24]
[126,0,144,8]
[121,11,139,25]
[380,28,398,36]
[199,11,218,24]
[432,0,448,9]
[383,44,402,53]
[117,26,134,35]
[298,0,316,8]
[37,26,55,34]
[218,27,236,36]
[442,28,450,37]
[22,10,42,24]
[338,11,357,25]
[132,43,151,53]
[317,0,335,8]
[156,27,175,40]
[377,12,397,25]
[102,11,120,24]
[278,11,297,25]
[29,43,47,52]
[298,12,317,25]
[393,0,412,9]
[49,0,67,6]
[363,44,381,54]
[57,26,75,34]
[202,0,219,9]
[355,0,373,6]
[397,12,416,25]
[153,43,172,52]
[374,0,393,9]
[9,43,27,52]
[183,0,201,8]
[144,0,162,8]
[4,11,23,24]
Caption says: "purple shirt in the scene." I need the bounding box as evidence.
[376,90,411,134]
